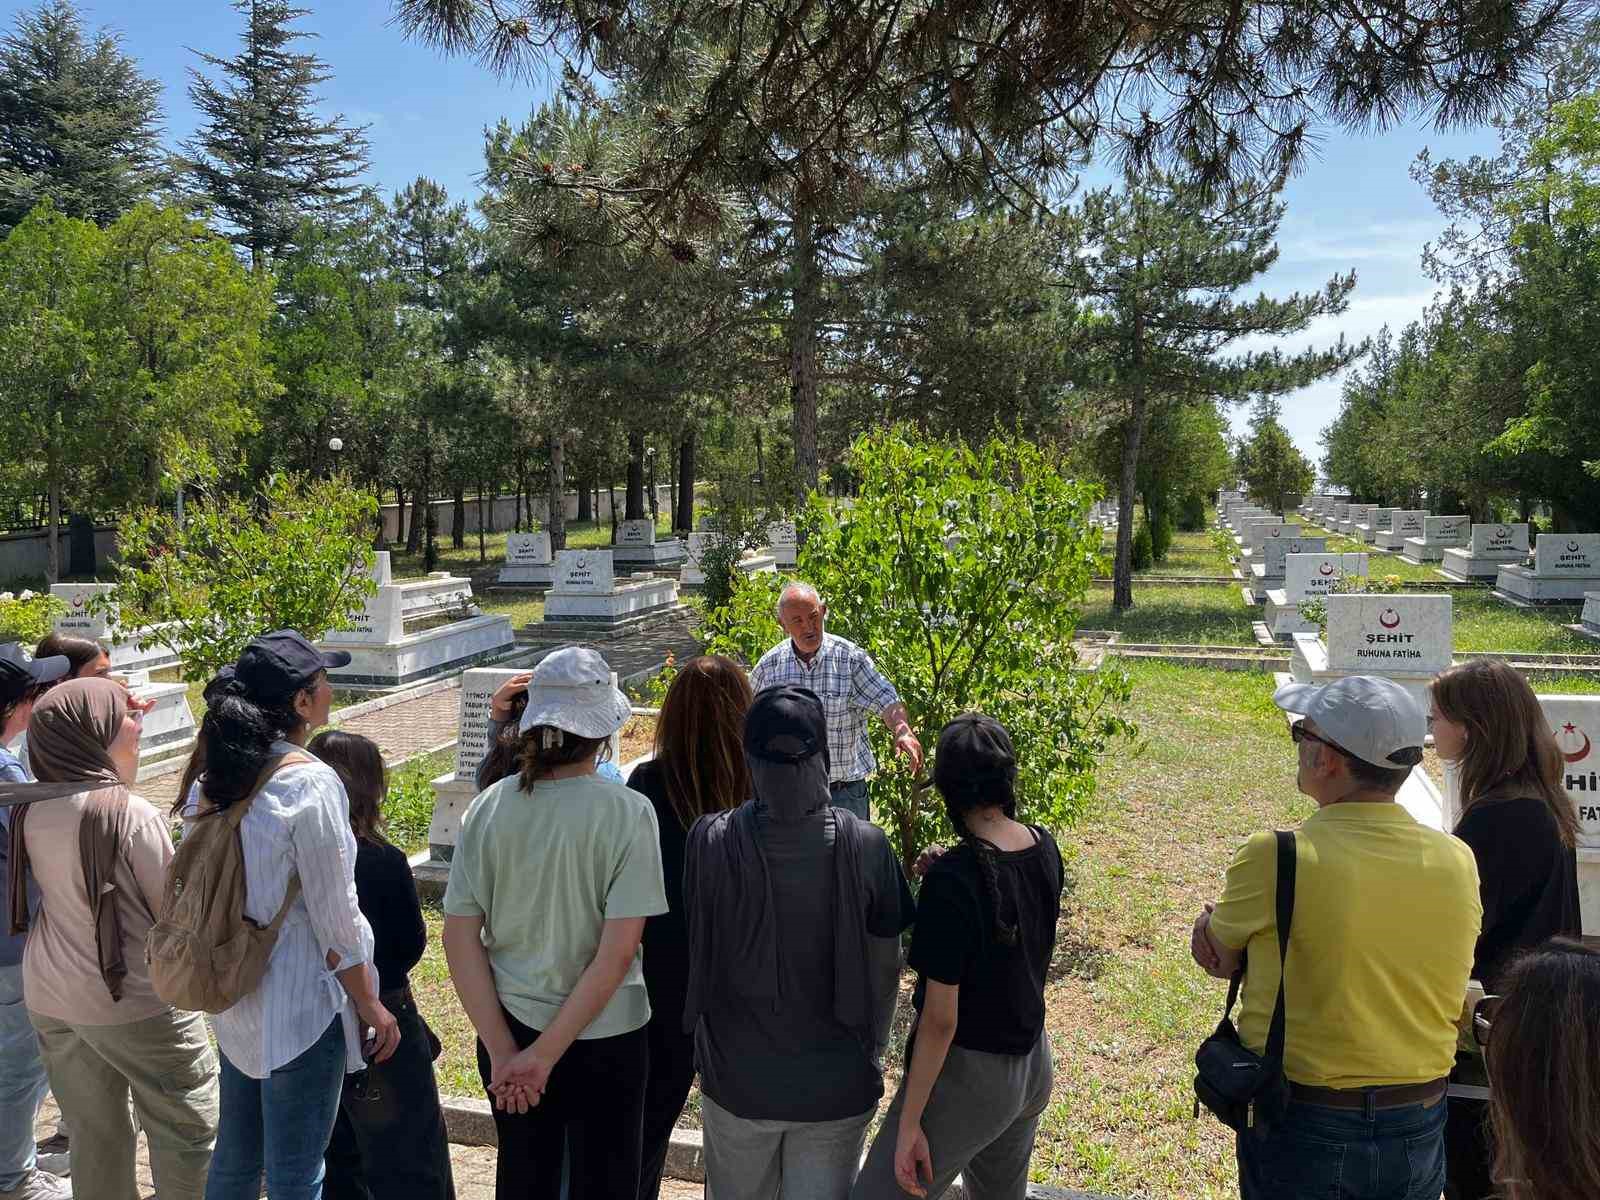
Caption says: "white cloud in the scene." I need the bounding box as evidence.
[1274,218,1441,266]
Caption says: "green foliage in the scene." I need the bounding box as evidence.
[1150,510,1175,563]
[1209,526,1238,565]
[0,589,62,644]
[105,473,379,680]
[382,762,437,854]
[1236,397,1315,514]
[702,427,1135,869]
[1132,522,1154,572]
[699,571,784,668]
[1178,491,1208,532]
[0,0,167,235]
[1296,573,1406,636]
[181,0,370,268]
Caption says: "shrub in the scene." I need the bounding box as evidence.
[1178,491,1208,532]
[1151,510,1175,562]
[1132,521,1154,571]
[702,427,1135,870]
[1297,573,1405,636]
[0,590,64,646]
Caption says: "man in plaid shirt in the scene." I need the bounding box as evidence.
[748,581,924,820]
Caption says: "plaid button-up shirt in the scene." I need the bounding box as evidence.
[749,633,900,783]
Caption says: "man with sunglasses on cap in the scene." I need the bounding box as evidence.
[1189,675,1481,1200]
[0,645,71,1200]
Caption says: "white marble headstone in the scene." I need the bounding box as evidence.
[1534,533,1600,578]
[1467,523,1529,558]
[1324,593,1453,675]
[1348,504,1374,526]
[1542,696,1600,849]
[1391,511,1427,539]
[1284,552,1368,600]
[506,531,553,566]
[1264,537,1328,576]
[50,583,114,640]
[768,521,798,552]
[1372,508,1398,533]
[453,668,526,782]
[333,587,404,644]
[1422,515,1469,544]
[616,519,656,548]
[555,550,616,593]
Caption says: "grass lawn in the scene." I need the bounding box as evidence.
[1294,524,1442,583]
[1452,591,1589,654]
[1134,528,1232,578]
[1077,583,1258,646]
[410,661,1301,1196]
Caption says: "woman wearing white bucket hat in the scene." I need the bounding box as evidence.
[441,646,668,1200]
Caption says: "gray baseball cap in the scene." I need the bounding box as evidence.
[1273,675,1426,768]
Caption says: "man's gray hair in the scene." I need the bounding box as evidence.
[775,580,822,620]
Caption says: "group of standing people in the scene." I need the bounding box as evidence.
[3,572,1597,1200]
[441,579,1066,1199]
[1192,659,1593,1200]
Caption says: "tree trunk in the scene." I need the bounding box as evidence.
[477,483,487,563]
[547,432,567,552]
[607,469,619,541]
[46,458,61,586]
[452,485,466,549]
[405,481,423,553]
[790,208,821,510]
[513,461,524,532]
[577,467,593,523]
[1113,394,1147,612]
[422,434,438,572]
[625,432,646,520]
[676,429,697,533]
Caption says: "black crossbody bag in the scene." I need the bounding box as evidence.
[1193,830,1295,1132]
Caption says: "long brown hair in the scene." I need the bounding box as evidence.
[34,633,107,678]
[1431,660,1576,847]
[654,655,752,830]
[1489,938,1600,1200]
[517,727,610,789]
[307,729,390,846]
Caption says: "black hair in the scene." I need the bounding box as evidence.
[308,729,389,845]
[478,691,530,788]
[933,722,1020,948]
[1342,753,1413,794]
[194,684,309,808]
[515,725,610,790]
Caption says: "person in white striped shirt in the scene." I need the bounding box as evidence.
[185,632,400,1200]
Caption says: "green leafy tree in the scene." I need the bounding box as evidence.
[0,0,166,236]
[182,0,370,270]
[1061,172,1359,611]
[703,427,1134,870]
[105,472,378,679]
[1236,397,1315,514]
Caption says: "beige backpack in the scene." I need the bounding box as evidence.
[147,751,312,1014]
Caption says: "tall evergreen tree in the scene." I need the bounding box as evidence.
[1236,397,1315,515]
[182,0,369,270]
[1059,172,1359,611]
[0,0,166,235]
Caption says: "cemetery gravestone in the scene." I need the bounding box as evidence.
[1347,504,1376,540]
[1287,592,1453,708]
[497,531,556,587]
[1261,552,1368,639]
[1496,533,1600,604]
[48,583,179,674]
[768,520,799,569]
[532,549,686,636]
[1536,696,1600,931]
[1377,510,1427,552]
[1582,593,1600,639]
[612,518,685,568]
[1402,515,1470,563]
[1440,523,1530,581]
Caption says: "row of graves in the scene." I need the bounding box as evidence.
[1297,495,1600,621]
[1268,584,1600,930]
[496,518,799,591]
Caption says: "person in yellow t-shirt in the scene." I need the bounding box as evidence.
[1191,675,1481,1200]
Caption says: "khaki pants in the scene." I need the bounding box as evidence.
[31,1006,219,1200]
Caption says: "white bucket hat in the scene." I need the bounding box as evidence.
[517,646,631,740]
[1273,675,1426,769]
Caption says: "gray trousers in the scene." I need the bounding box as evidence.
[851,1032,1053,1200]
[702,1093,875,1200]
[829,780,870,822]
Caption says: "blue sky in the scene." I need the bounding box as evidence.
[8,1,1502,470]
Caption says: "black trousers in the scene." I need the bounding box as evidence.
[476,1007,649,1200]
[637,1010,697,1200]
[1444,1097,1496,1200]
[324,997,456,1200]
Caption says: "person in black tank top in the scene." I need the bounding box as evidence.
[852,714,1061,1200]
[1429,661,1581,1200]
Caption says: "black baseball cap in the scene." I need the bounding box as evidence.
[934,713,1017,793]
[745,685,830,771]
[234,631,350,703]
[0,642,70,705]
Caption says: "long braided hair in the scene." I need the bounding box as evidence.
[933,714,1021,948]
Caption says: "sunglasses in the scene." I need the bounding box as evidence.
[1473,994,1501,1050]
[1290,722,1347,757]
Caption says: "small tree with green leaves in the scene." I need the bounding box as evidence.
[105,472,379,679]
[703,426,1134,871]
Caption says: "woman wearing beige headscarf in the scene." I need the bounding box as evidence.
[0,678,218,1200]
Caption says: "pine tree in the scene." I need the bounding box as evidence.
[182,0,369,270]
[0,0,166,235]
[1237,397,1315,516]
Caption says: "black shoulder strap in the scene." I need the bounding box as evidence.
[1264,829,1296,1063]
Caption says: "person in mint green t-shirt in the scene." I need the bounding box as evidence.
[442,646,667,1200]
